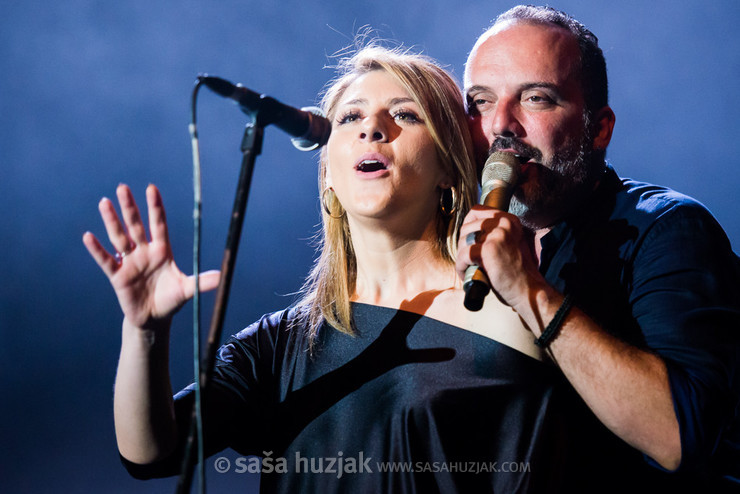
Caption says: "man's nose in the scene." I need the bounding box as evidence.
[489,100,524,138]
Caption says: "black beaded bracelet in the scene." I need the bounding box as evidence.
[535,294,574,348]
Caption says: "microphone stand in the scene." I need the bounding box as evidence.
[176,114,264,494]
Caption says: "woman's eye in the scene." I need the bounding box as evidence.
[393,110,421,123]
[337,111,361,124]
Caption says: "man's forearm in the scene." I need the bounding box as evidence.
[517,287,682,470]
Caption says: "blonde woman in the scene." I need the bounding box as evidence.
[84,46,558,492]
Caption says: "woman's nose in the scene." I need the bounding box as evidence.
[359,114,388,142]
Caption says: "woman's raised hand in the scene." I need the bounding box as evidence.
[83,184,220,331]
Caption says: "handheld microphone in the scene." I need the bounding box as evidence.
[463,151,522,311]
[199,74,331,151]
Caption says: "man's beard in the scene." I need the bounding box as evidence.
[488,115,603,230]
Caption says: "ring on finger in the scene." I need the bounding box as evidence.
[465,231,480,246]
[115,244,134,263]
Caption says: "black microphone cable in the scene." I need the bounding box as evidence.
[178,74,330,494]
[174,76,206,494]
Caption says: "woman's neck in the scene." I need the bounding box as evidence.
[349,219,459,307]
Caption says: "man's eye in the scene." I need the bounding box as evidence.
[471,97,491,108]
[524,94,555,105]
[467,98,490,116]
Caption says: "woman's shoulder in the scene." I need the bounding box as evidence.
[398,288,544,361]
[221,305,310,354]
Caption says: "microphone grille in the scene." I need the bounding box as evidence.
[481,151,521,186]
[291,106,331,151]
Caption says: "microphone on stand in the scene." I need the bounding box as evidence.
[463,151,522,311]
[199,74,331,151]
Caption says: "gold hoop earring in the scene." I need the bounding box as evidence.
[322,187,345,219]
[439,186,457,217]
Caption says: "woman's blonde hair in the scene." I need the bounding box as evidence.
[296,44,478,341]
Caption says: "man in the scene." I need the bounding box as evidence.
[457,5,740,491]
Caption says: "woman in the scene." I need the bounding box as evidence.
[84,45,557,493]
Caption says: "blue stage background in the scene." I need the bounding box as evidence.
[2,1,738,492]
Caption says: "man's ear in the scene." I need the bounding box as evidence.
[592,106,616,151]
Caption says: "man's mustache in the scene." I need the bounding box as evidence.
[489,137,542,162]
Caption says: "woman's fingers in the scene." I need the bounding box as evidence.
[98,196,133,257]
[89,184,175,267]
[82,231,119,278]
[146,184,169,245]
[85,184,208,325]
[182,270,222,300]
[95,184,164,261]
[116,184,148,246]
